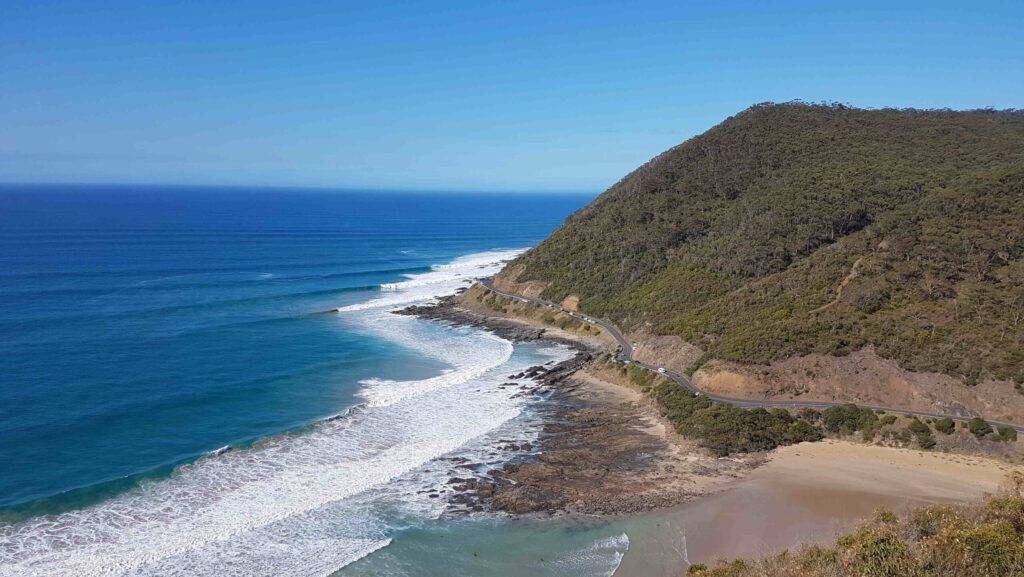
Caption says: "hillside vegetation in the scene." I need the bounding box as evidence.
[595,357,1017,457]
[508,103,1024,387]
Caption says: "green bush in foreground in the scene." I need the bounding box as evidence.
[685,474,1024,577]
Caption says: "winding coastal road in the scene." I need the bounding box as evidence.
[479,278,1024,433]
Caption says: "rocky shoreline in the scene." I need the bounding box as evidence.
[395,290,574,348]
[395,284,752,517]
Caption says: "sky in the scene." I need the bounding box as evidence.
[1,1,1022,192]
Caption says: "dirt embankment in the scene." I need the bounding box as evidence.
[693,348,1024,424]
[493,264,549,299]
[627,332,703,375]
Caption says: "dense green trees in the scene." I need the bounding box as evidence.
[510,103,1024,388]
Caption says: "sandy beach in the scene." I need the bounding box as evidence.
[613,440,1019,576]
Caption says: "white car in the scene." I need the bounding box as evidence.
[657,367,666,374]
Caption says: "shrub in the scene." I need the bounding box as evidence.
[906,419,937,449]
[962,521,1024,576]
[680,494,1024,577]
[874,508,899,525]
[651,383,824,456]
[840,527,917,577]
[788,419,824,443]
[821,404,878,435]
[797,407,821,423]
[906,418,930,435]
[934,417,955,434]
[627,365,662,389]
[908,505,957,539]
[987,497,1024,516]
[995,425,1018,443]
[968,417,994,438]
[880,414,898,426]
[862,426,877,442]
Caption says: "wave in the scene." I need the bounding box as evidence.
[2,284,385,331]
[336,248,526,312]
[357,332,513,408]
[339,249,524,406]
[561,534,629,577]
[0,351,551,576]
[0,248,571,577]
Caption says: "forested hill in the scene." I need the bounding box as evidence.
[505,103,1024,387]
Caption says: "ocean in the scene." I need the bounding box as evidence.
[0,185,643,576]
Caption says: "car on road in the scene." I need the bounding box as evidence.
[657,367,666,374]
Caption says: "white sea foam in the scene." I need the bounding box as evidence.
[0,249,570,577]
[553,533,630,577]
[336,248,525,312]
[338,248,523,407]
[355,328,513,407]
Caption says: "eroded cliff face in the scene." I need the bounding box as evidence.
[691,349,1024,424]
[493,263,548,299]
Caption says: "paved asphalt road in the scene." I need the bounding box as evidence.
[479,278,1024,433]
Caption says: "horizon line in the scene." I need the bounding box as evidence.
[0,181,601,196]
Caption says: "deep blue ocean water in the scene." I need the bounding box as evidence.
[0,185,587,514]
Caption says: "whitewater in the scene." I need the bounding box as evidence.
[0,249,567,577]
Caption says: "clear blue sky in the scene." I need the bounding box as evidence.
[1,1,1021,192]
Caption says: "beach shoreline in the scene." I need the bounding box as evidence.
[398,280,1024,572]
[396,289,758,517]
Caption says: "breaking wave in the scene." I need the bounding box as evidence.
[0,249,568,577]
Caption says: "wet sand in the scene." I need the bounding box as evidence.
[613,440,1019,576]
